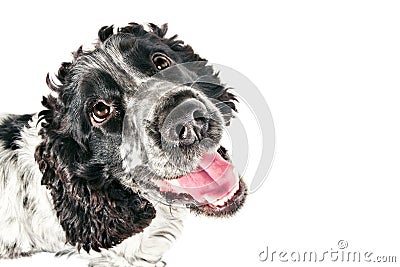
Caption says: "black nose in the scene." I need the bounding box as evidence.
[161,99,209,146]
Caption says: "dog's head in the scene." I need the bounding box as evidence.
[35,22,246,252]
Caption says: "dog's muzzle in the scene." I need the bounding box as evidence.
[122,77,223,173]
[121,65,246,214]
[159,97,209,146]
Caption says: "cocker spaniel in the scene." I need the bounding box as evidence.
[0,22,247,266]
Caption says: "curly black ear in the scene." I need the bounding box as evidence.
[35,93,155,253]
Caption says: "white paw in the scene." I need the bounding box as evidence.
[88,255,166,267]
[88,255,132,267]
[155,261,167,267]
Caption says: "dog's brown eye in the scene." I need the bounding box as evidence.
[91,101,112,124]
[152,54,171,70]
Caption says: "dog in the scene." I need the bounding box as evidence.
[0,22,247,266]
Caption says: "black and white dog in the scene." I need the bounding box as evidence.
[0,22,246,266]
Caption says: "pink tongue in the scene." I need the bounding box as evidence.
[156,153,239,204]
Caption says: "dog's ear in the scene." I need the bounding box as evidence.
[35,70,156,253]
[35,99,156,252]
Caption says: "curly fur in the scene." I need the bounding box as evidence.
[0,22,243,266]
[35,88,155,253]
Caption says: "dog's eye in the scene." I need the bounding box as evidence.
[91,101,113,124]
[152,53,171,71]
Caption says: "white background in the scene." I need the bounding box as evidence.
[1,1,399,266]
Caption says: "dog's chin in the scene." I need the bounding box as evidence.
[152,150,247,217]
[189,178,247,217]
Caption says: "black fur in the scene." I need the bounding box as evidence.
[35,95,156,253]
[0,114,32,150]
[33,22,238,253]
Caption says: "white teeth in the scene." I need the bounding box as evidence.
[165,179,180,187]
[213,198,228,207]
[213,182,240,207]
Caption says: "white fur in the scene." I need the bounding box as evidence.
[0,114,187,266]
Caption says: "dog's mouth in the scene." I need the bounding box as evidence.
[153,151,246,216]
[124,80,246,215]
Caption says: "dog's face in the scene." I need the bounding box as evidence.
[35,23,246,252]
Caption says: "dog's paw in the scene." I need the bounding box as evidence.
[88,254,166,267]
[0,245,35,259]
[88,255,131,267]
[130,260,166,267]
[153,261,167,267]
[132,260,166,267]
